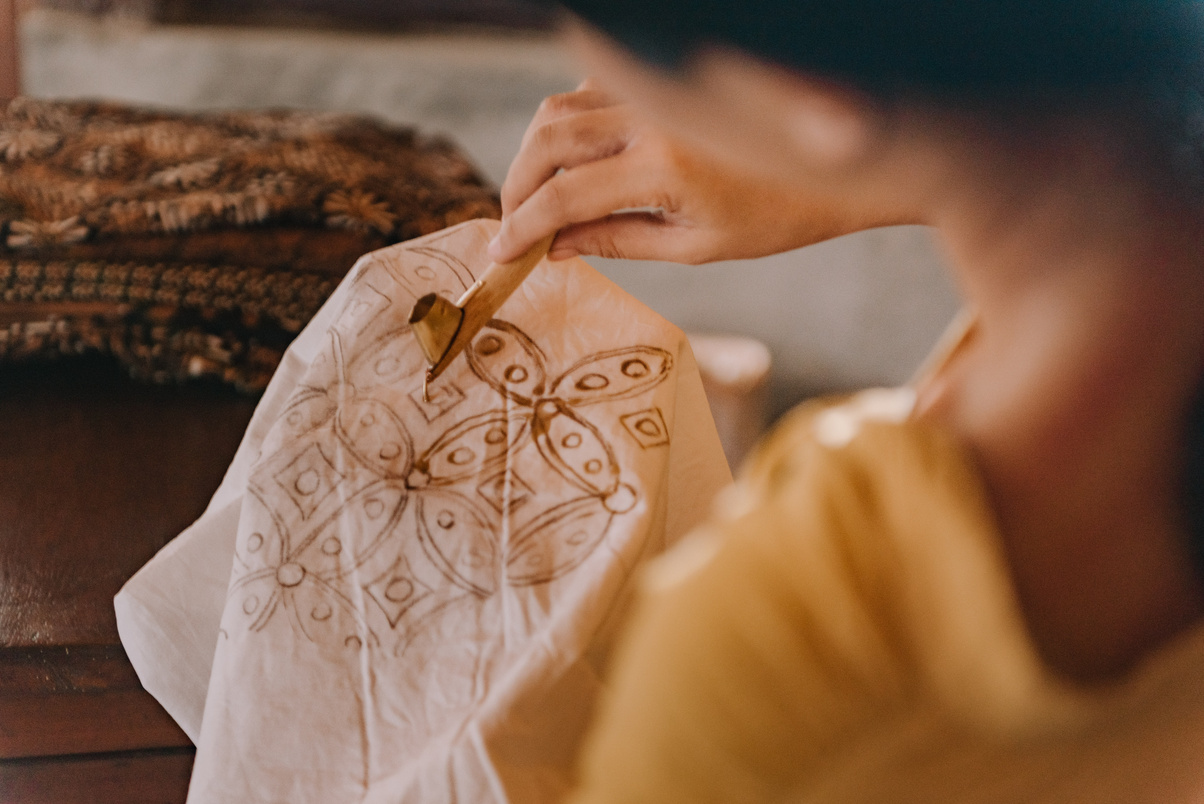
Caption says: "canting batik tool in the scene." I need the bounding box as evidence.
[408,232,556,401]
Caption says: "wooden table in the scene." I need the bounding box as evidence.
[0,356,257,803]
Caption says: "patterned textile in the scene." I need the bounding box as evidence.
[0,97,500,391]
[115,219,733,802]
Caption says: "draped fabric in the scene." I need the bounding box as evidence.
[116,219,731,802]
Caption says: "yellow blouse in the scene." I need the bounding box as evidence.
[569,388,1204,803]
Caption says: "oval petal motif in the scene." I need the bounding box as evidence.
[335,398,414,478]
[552,346,674,406]
[227,571,282,633]
[290,481,408,578]
[226,565,376,650]
[532,399,620,497]
[414,412,529,487]
[349,327,428,389]
[506,496,614,586]
[235,490,288,574]
[392,245,477,300]
[466,320,548,405]
[276,389,337,440]
[301,335,341,392]
[286,573,376,648]
[416,490,498,597]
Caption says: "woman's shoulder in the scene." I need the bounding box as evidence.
[652,387,1079,733]
[726,387,1001,572]
[577,389,1204,804]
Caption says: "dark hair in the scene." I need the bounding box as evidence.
[549,1,1204,96]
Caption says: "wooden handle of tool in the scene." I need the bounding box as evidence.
[464,231,557,320]
[427,232,556,379]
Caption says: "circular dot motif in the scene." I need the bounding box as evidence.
[345,636,363,649]
[374,356,400,376]
[437,510,456,529]
[448,447,475,466]
[484,427,507,445]
[294,469,320,496]
[575,373,609,391]
[379,442,402,461]
[584,459,603,474]
[242,595,259,615]
[567,530,590,546]
[364,498,385,519]
[407,469,430,488]
[604,484,638,514]
[536,400,559,417]
[286,411,302,427]
[385,577,414,603]
[276,562,305,587]
[322,537,342,555]
[360,413,376,427]
[621,359,650,378]
[247,532,264,552]
[311,603,332,621]
[415,265,436,280]
[476,334,504,356]
[561,432,582,449]
[504,365,528,384]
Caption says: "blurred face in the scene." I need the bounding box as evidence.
[570,17,1204,681]
[564,21,883,188]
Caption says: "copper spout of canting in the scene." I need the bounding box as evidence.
[409,291,463,369]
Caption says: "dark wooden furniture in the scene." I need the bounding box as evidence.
[0,355,257,803]
[0,5,514,800]
[0,10,205,801]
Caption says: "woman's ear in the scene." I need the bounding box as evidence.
[783,81,879,169]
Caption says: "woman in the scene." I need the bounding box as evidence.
[493,2,1204,800]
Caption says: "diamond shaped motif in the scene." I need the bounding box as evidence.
[365,555,432,628]
[272,442,344,520]
[408,381,465,422]
[476,469,533,515]
[620,407,670,449]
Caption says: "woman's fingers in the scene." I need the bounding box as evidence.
[494,83,869,266]
[550,212,708,263]
[501,107,633,217]
[490,152,670,262]
[516,87,615,152]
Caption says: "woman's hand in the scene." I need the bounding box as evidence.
[489,82,888,265]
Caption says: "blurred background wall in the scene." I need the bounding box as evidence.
[16,2,962,417]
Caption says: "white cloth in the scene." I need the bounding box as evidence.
[115,219,732,803]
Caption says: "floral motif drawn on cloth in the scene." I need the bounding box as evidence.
[221,226,676,660]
